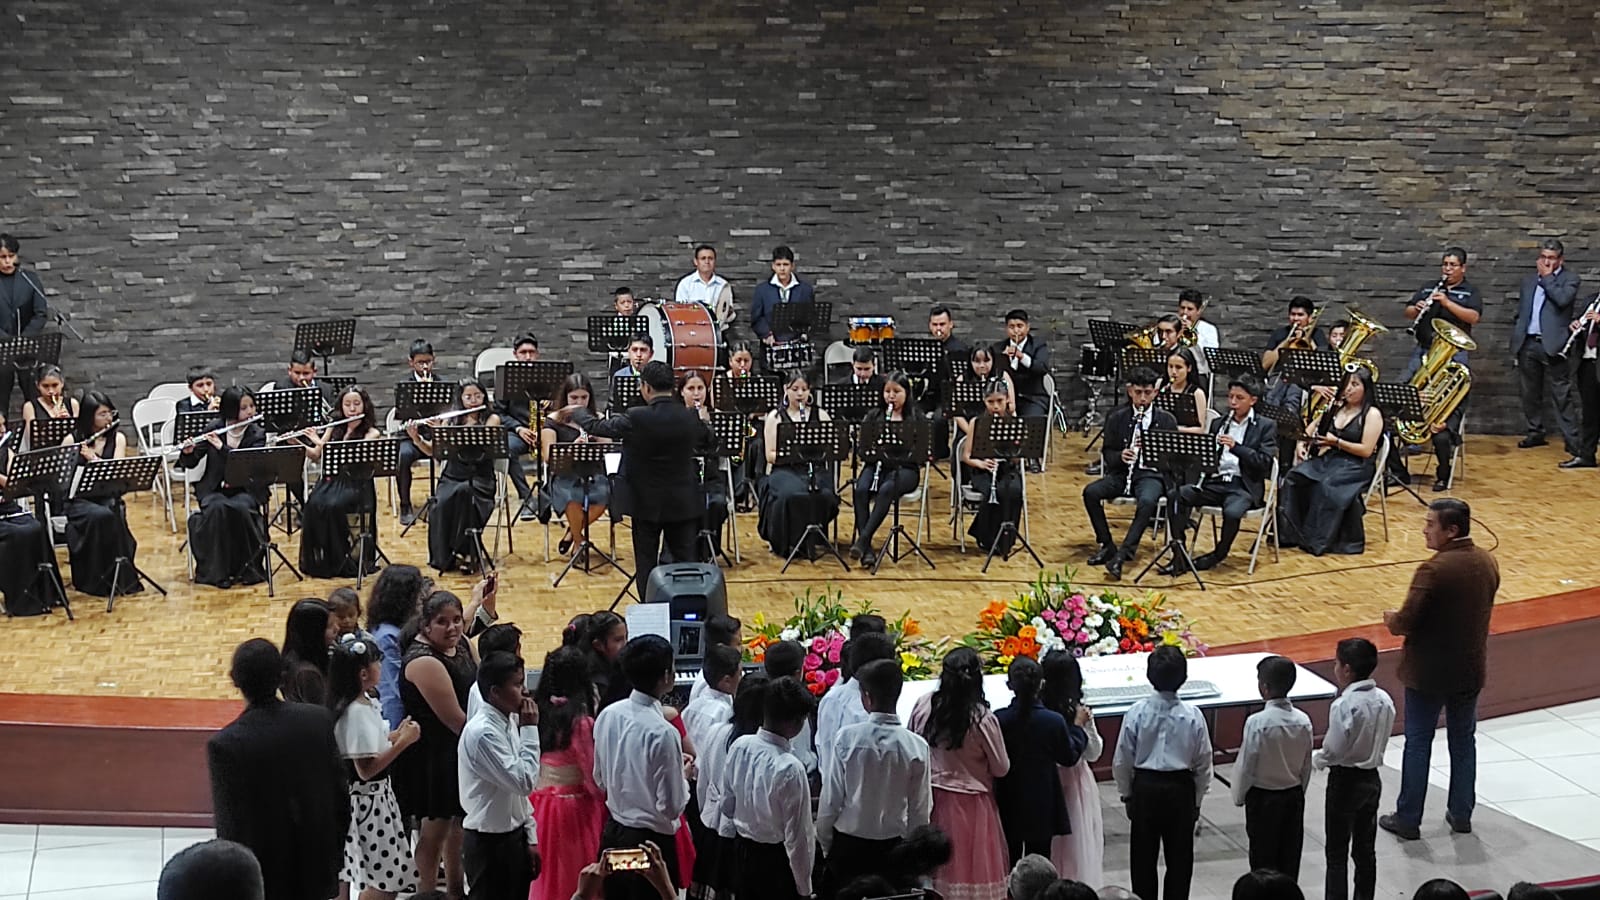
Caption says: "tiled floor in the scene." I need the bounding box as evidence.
[1,701,1597,899]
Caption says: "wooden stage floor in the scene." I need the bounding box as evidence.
[2,433,1593,701]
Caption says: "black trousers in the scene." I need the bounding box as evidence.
[1324,767,1382,900]
[1174,477,1254,558]
[0,363,39,420]
[632,516,697,593]
[1577,357,1599,461]
[396,437,426,508]
[1245,785,1305,879]
[1005,835,1055,869]
[1084,473,1163,557]
[1518,335,1580,452]
[464,827,534,900]
[852,465,919,550]
[735,836,803,900]
[826,832,900,899]
[601,819,680,900]
[1129,769,1197,900]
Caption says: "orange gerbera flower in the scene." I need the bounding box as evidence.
[979,600,1009,630]
[903,618,922,638]
[1018,625,1037,640]
[1016,636,1041,658]
[999,636,1023,657]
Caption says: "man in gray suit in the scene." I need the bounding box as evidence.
[1511,239,1582,460]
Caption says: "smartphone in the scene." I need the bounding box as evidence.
[602,848,651,871]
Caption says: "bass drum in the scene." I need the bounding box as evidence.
[643,300,723,374]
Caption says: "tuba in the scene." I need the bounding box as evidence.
[1396,319,1475,445]
[1302,308,1387,428]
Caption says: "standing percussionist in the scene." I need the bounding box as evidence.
[1082,367,1177,581]
[0,234,49,416]
[1510,239,1582,460]
[749,245,815,350]
[1164,374,1278,575]
[677,244,736,337]
[1403,247,1481,490]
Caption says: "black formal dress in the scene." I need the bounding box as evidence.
[299,426,380,578]
[64,433,144,597]
[207,698,351,900]
[757,405,840,557]
[428,443,496,574]
[1278,408,1379,556]
[393,637,476,820]
[0,444,54,615]
[572,396,715,585]
[176,422,269,587]
[964,414,1025,555]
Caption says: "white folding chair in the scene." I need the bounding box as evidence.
[822,341,853,380]
[131,398,179,532]
[158,416,208,531]
[146,382,193,405]
[474,348,517,394]
[484,457,516,560]
[1362,435,1391,542]
[384,409,429,514]
[1197,458,1281,574]
[1042,373,1068,468]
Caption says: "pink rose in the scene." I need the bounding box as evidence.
[828,633,845,653]
[1077,630,1093,643]
[804,653,824,671]
[810,637,827,653]
[824,668,840,686]
[827,646,842,664]
[1070,617,1084,631]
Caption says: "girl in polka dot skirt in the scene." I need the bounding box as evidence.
[329,635,422,900]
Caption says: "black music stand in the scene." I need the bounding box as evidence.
[858,417,934,573]
[944,379,986,421]
[713,375,780,414]
[496,361,573,411]
[322,438,401,591]
[223,446,307,597]
[1132,429,1221,590]
[432,425,511,574]
[775,420,852,573]
[254,387,322,534]
[609,375,644,413]
[822,382,883,424]
[294,319,357,378]
[1120,346,1169,374]
[0,333,63,385]
[72,454,167,612]
[970,416,1047,573]
[586,314,649,354]
[325,375,357,395]
[770,300,832,343]
[175,410,218,444]
[883,338,949,399]
[1255,401,1303,441]
[1153,391,1201,428]
[3,445,77,619]
[1205,347,1266,380]
[26,417,73,451]
[1373,382,1428,506]
[548,442,628,587]
[1278,349,1343,389]
[697,411,748,566]
[394,381,457,528]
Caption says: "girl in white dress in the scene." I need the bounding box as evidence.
[328,636,422,900]
[1043,651,1104,886]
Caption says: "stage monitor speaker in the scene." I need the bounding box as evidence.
[643,563,729,666]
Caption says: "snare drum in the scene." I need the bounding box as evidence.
[767,340,815,372]
[643,301,724,372]
[1079,343,1115,379]
[847,316,897,345]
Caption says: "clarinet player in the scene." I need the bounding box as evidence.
[1082,366,1177,580]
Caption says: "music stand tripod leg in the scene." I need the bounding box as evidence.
[872,496,934,574]
[32,561,73,621]
[1134,533,1206,591]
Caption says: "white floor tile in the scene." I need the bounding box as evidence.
[1497,796,1600,842]
[1471,759,1590,804]
[1535,755,1600,795]
[33,825,164,851]
[1479,708,1563,732]
[0,826,35,855]
[1582,839,1600,852]
[1483,719,1600,759]
[27,839,164,894]
[1548,698,1600,721]
[159,827,214,841]
[0,849,31,895]
[24,883,159,900]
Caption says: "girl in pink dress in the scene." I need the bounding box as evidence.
[908,648,1012,900]
[529,648,605,900]
[1043,652,1104,887]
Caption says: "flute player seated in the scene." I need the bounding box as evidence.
[1081,366,1177,581]
[176,386,270,588]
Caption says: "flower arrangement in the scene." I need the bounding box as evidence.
[746,588,948,694]
[959,567,1206,673]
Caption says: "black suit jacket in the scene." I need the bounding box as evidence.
[174,395,212,416]
[1511,268,1583,357]
[995,336,1050,401]
[1207,412,1279,506]
[994,700,1088,845]
[573,396,713,523]
[749,277,817,340]
[1100,403,1179,488]
[207,700,350,900]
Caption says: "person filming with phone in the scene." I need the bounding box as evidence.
[458,651,543,899]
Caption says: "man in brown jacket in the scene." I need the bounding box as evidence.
[1377,498,1498,840]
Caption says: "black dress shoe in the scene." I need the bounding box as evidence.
[861,549,878,569]
[1432,475,1450,492]
[1191,552,1220,571]
[1518,435,1548,449]
[558,534,574,555]
[1378,814,1420,841]
[1445,811,1472,834]
[1559,456,1598,469]
[1105,557,1123,581]
[1087,544,1117,566]
[399,508,418,527]
[848,542,864,560]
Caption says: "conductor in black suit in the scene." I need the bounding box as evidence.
[207,638,349,900]
[1083,366,1178,580]
[1165,374,1279,574]
[565,360,714,589]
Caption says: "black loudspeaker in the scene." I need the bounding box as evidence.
[643,563,729,664]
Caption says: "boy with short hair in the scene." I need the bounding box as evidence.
[397,338,438,524]
[762,641,817,776]
[615,334,654,377]
[683,643,743,753]
[722,675,818,900]
[816,630,896,763]
[817,659,932,891]
[1230,655,1313,879]
[689,614,744,704]
[1112,645,1213,900]
[1315,638,1395,900]
[177,366,217,414]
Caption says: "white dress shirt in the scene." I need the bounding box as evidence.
[688,671,710,705]
[816,712,932,852]
[681,686,734,760]
[1229,698,1313,805]
[792,717,818,774]
[698,721,738,836]
[594,690,689,834]
[721,729,816,896]
[1215,411,1255,480]
[458,702,541,841]
[770,273,798,303]
[1112,691,1214,807]
[676,272,735,325]
[1313,680,1396,770]
[1194,319,1220,374]
[815,678,868,764]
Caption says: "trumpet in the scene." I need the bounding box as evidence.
[269,413,364,446]
[1406,277,1448,337]
[1556,294,1600,360]
[388,405,486,436]
[167,414,264,455]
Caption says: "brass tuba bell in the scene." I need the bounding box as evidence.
[1395,319,1475,446]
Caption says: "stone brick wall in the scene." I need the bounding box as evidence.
[5,0,1598,432]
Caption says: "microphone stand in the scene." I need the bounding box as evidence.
[17,270,84,342]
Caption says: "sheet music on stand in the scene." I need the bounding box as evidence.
[774,419,852,573]
[586,315,649,354]
[1153,391,1201,428]
[293,319,357,375]
[1206,347,1266,379]
[1120,346,1169,374]
[969,415,1048,572]
[175,410,218,444]
[1372,382,1425,423]
[713,375,780,414]
[1254,401,1303,439]
[1131,428,1222,589]
[26,417,74,451]
[945,378,987,420]
[73,453,168,611]
[321,437,402,479]
[2,444,76,501]
[1087,319,1141,353]
[610,375,644,411]
[0,333,63,372]
[1278,349,1344,389]
[496,361,574,409]
[395,381,456,420]
[770,300,833,341]
[254,386,324,433]
[819,382,882,424]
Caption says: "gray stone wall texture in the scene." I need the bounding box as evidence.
[4,0,1599,432]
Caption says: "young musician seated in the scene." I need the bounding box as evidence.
[1326,320,1349,352]
[750,245,816,348]
[62,392,143,597]
[497,333,541,517]
[997,308,1050,419]
[0,410,54,615]
[176,386,269,588]
[961,380,1025,556]
[836,347,886,391]
[681,371,730,562]
[541,374,611,565]
[1165,375,1278,574]
[1082,366,1178,580]
[1177,289,1220,358]
[264,349,338,405]
[850,372,924,568]
[21,364,78,432]
[960,346,1015,422]
[1154,314,1184,353]
[1160,347,1210,434]
[176,366,218,415]
[298,385,382,579]
[395,338,439,526]
[723,341,763,509]
[757,370,839,560]
[1278,367,1383,557]
[410,378,499,574]
[615,334,654,378]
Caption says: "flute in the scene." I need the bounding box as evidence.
[78,418,122,447]
[269,413,363,446]
[388,405,486,436]
[167,414,264,455]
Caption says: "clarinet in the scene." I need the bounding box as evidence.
[1124,407,1146,495]
[869,402,889,493]
[987,457,1001,505]
[1405,277,1448,337]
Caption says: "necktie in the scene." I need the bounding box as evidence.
[779,283,791,303]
